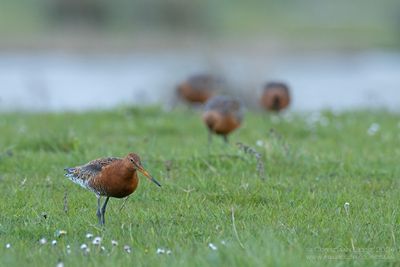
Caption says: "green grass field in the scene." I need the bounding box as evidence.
[0,107,399,266]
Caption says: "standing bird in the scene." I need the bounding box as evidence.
[177,74,219,104]
[64,153,161,225]
[202,95,244,143]
[260,82,291,112]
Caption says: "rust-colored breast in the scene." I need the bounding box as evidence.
[203,110,241,135]
[89,160,139,198]
[177,83,214,103]
[261,88,290,111]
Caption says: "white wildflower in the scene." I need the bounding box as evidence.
[344,202,350,215]
[124,245,132,253]
[55,230,67,238]
[85,233,93,239]
[156,248,165,254]
[92,237,102,245]
[208,243,218,251]
[80,244,90,254]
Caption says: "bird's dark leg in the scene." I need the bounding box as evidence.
[96,196,102,225]
[208,130,212,146]
[100,197,110,226]
[223,135,229,144]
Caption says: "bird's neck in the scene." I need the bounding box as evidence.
[120,159,136,178]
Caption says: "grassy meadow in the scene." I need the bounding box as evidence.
[0,106,400,266]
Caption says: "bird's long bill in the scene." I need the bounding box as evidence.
[137,165,161,187]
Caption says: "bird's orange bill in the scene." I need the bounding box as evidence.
[137,166,161,187]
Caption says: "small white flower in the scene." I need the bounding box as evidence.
[101,246,106,252]
[80,244,90,254]
[55,230,67,238]
[124,245,131,253]
[208,243,218,251]
[56,261,64,267]
[156,248,165,254]
[5,243,11,249]
[256,140,264,147]
[66,245,71,254]
[86,233,93,239]
[92,237,102,245]
[344,202,350,215]
[166,250,172,255]
[111,240,118,246]
[51,240,57,246]
[39,238,47,245]
[367,123,380,136]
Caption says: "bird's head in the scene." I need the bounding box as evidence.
[127,153,161,187]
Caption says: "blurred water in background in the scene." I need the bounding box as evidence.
[0,51,399,112]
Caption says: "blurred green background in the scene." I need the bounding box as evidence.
[1,0,400,50]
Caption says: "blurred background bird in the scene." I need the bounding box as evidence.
[260,82,291,112]
[176,74,221,105]
[65,152,161,226]
[202,95,244,144]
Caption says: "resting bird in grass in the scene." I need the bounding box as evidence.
[260,82,291,112]
[64,153,161,225]
[202,95,244,144]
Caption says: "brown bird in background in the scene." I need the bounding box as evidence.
[202,95,244,143]
[260,82,291,112]
[177,74,219,104]
[65,153,161,225]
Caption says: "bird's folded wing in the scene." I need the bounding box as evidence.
[66,157,121,181]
